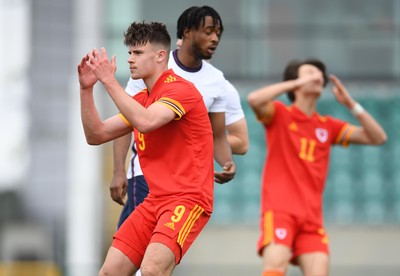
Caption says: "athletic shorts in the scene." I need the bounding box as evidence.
[117,175,149,229]
[257,210,329,261]
[112,196,211,268]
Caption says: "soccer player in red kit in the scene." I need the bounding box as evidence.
[78,21,214,276]
[247,59,387,276]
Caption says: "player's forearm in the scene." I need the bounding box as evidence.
[103,78,162,133]
[213,134,234,166]
[103,78,145,123]
[226,119,249,155]
[247,80,295,108]
[113,133,132,174]
[80,87,106,145]
[227,134,248,155]
[352,107,387,145]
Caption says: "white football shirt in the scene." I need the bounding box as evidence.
[125,50,244,178]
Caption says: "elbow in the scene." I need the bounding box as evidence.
[84,129,106,145]
[82,122,108,145]
[246,93,257,108]
[235,149,247,155]
[369,132,388,146]
[375,133,388,145]
[87,140,101,146]
[135,128,151,134]
[242,143,249,155]
[234,143,249,155]
[85,134,103,145]
[134,121,153,134]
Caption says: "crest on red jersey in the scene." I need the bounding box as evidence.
[315,128,328,143]
[275,228,287,240]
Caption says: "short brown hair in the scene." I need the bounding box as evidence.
[283,58,329,102]
[124,21,171,52]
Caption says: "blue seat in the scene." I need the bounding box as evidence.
[332,200,354,224]
[363,200,385,224]
[362,170,384,200]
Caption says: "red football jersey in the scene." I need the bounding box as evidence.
[260,101,354,223]
[131,69,214,212]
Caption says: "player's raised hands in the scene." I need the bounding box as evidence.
[329,74,355,108]
[86,47,117,84]
[78,52,98,89]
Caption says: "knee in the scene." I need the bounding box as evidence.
[265,257,289,270]
[140,266,160,276]
[140,265,159,276]
[98,265,114,276]
[141,264,172,276]
[262,244,291,271]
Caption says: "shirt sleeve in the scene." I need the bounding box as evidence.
[257,100,285,126]
[329,116,355,147]
[224,80,245,125]
[155,77,203,119]
[125,77,146,96]
[118,87,147,128]
[207,66,228,113]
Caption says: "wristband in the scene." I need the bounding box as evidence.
[351,102,365,116]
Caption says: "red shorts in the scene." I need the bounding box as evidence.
[257,210,329,261]
[112,196,211,268]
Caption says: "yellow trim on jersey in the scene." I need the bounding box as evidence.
[257,102,274,125]
[335,126,346,144]
[164,74,177,83]
[257,112,273,125]
[342,126,355,147]
[118,113,133,129]
[335,124,355,147]
[156,102,182,120]
[263,211,274,245]
[156,97,186,120]
[318,115,328,122]
[177,205,204,248]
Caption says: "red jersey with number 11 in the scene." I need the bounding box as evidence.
[260,101,354,224]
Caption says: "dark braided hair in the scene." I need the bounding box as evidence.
[124,21,171,51]
[176,6,224,39]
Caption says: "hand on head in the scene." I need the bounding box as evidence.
[294,74,322,89]
[329,74,354,107]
